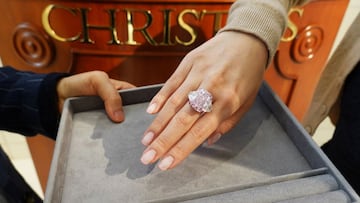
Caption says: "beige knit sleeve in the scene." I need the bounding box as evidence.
[218,0,309,66]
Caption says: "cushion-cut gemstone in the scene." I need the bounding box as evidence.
[188,88,213,113]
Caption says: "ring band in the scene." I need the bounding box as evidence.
[188,88,213,113]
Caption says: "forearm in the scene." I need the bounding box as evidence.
[219,0,310,66]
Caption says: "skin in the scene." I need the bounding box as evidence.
[56,70,135,122]
[140,31,268,170]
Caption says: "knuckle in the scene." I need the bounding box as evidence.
[188,125,203,139]
[168,94,183,108]
[188,118,217,144]
[173,112,192,128]
[170,144,189,160]
[220,89,241,109]
[150,117,167,132]
[157,92,168,101]
[91,70,108,79]
[152,136,172,154]
[221,89,236,101]
[89,71,109,86]
[207,76,223,87]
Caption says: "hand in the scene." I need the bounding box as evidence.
[56,71,135,122]
[140,31,268,170]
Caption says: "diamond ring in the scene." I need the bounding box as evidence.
[188,88,213,113]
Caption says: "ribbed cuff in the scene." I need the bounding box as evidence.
[38,72,69,140]
[218,0,289,67]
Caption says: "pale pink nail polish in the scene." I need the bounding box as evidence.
[146,103,157,114]
[141,132,154,146]
[158,156,174,171]
[208,133,222,145]
[140,149,156,165]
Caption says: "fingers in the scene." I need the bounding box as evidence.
[141,85,236,170]
[146,53,195,114]
[57,71,135,123]
[207,90,258,145]
[143,76,204,147]
[89,72,134,123]
[157,112,220,170]
[141,83,202,160]
[142,97,229,170]
[99,83,125,123]
[142,83,259,170]
[140,31,268,171]
[106,79,136,121]
[110,79,136,90]
[141,104,201,165]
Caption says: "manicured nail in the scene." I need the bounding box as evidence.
[146,103,157,114]
[141,132,154,146]
[140,149,156,165]
[208,133,222,145]
[158,156,174,171]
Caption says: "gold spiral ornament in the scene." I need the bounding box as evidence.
[291,25,323,63]
[13,23,54,68]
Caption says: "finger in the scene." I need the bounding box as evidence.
[142,70,204,146]
[157,108,221,170]
[140,103,201,165]
[146,53,195,114]
[110,79,136,90]
[207,132,222,146]
[158,88,256,170]
[90,73,127,123]
[207,90,258,145]
[142,91,187,146]
[151,88,230,169]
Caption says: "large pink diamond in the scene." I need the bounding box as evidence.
[188,88,213,113]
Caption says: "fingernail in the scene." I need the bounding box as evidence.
[146,103,157,114]
[141,132,154,146]
[140,149,156,165]
[158,156,174,171]
[208,133,222,145]
[113,110,124,121]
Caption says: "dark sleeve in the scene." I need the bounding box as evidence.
[0,66,69,140]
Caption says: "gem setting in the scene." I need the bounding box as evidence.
[188,88,213,113]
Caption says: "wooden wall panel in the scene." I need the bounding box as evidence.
[265,0,349,121]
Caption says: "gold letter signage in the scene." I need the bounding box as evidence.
[42,4,228,47]
[42,4,81,42]
[281,8,304,42]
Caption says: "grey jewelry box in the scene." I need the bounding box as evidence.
[44,83,360,203]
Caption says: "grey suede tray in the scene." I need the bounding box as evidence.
[44,83,359,203]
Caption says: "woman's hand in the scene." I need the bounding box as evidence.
[140,31,268,170]
[56,71,135,122]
